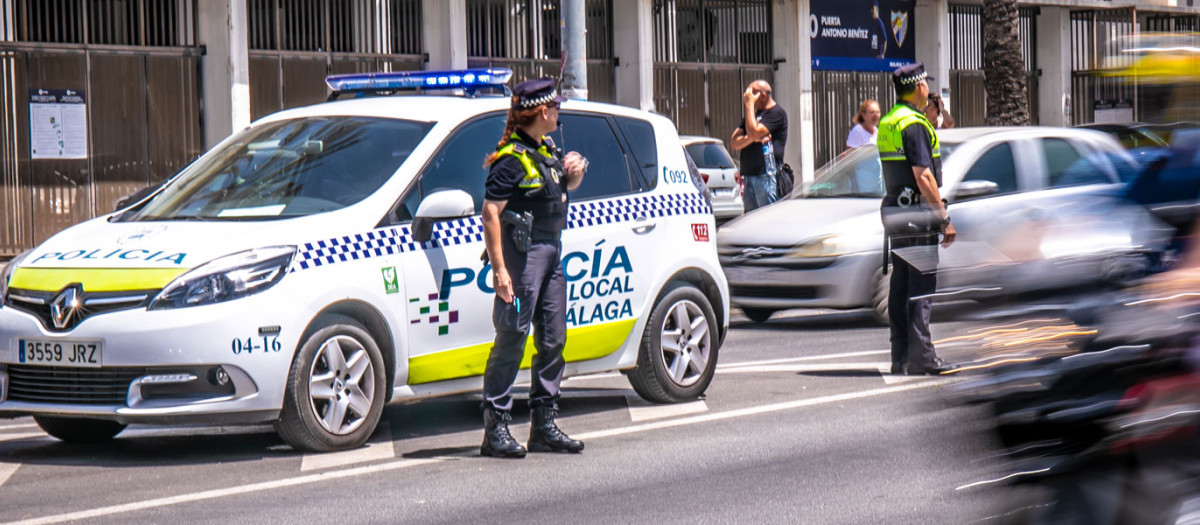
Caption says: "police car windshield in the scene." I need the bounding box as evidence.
[798,143,958,199]
[122,117,433,222]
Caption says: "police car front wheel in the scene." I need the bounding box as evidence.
[276,314,387,452]
[628,283,719,404]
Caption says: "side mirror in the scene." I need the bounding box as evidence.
[412,189,476,243]
[953,180,1000,202]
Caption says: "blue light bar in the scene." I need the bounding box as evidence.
[325,68,513,93]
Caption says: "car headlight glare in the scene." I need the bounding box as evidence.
[0,250,31,307]
[149,246,296,310]
[789,236,843,258]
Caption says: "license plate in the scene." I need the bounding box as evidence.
[712,187,735,196]
[18,339,103,368]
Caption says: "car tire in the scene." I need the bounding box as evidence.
[275,314,387,452]
[741,307,775,324]
[628,282,719,403]
[33,415,126,443]
[871,268,890,326]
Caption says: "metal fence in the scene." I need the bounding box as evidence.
[248,0,426,120]
[1070,7,1137,125]
[811,71,893,169]
[0,0,202,255]
[465,0,615,102]
[947,4,1037,127]
[651,0,773,140]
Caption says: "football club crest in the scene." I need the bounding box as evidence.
[891,11,909,48]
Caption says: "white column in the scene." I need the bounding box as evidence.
[423,0,468,70]
[197,0,250,148]
[614,0,654,111]
[780,0,815,182]
[1037,7,1072,126]
[915,0,950,106]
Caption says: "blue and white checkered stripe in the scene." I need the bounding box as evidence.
[291,193,710,272]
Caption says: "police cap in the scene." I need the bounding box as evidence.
[892,62,934,91]
[512,77,567,109]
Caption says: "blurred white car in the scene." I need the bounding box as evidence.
[682,136,743,219]
[718,127,1164,324]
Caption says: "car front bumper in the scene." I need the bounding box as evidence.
[721,251,879,310]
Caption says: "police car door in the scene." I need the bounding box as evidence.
[548,112,659,366]
[390,113,507,387]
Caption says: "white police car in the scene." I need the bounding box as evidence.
[0,70,729,451]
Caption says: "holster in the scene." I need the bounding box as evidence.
[501,210,535,253]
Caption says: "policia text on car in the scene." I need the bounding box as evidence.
[479,78,590,458]
[878,63,956,376]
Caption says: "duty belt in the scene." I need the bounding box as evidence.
[895,187,921,208]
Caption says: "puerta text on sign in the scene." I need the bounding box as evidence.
[809,0,916,72]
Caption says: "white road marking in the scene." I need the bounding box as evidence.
[563,350,892,382]
[3,381,938,525]
[0,432,46,443]
[716,362,888,374]
[0,463,18,490]
[625,396,708,422]
[300,427,395,472]
[0,422,37,431]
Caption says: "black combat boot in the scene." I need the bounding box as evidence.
[481,408,526,458]
[527,404,584,453]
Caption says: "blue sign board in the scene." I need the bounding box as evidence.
[810,0,916,72]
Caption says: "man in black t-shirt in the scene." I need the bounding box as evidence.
[730,80,788,213]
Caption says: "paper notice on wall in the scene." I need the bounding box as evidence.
[29,89,88,159]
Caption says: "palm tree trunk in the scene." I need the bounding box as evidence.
[982,0,1030,126]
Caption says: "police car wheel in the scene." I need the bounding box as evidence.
[33,415,126,443]
[628,283,719,403]
[871,269,889,326]
[276,314,386,452]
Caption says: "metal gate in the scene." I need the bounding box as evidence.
[810,71,893,168]
[1070,8,1137,125]
[248,0,426,120]
[0,0,203,255]
[465,0,615,103]
[651,0,773,139]
[948,4,1038,127]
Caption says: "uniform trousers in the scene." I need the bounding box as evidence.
[888,232,940,370]
[481,234,567,412]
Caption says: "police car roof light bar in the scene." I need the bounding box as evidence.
[324,68,514,98]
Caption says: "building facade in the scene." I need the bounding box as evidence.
[0,0,1197,255]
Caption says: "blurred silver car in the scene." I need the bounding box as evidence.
[718,127,1164,324]
[682,136,743,219]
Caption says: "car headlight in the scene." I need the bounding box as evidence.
[788,235,844,258]
[0,250,32,307]
[148,246,296,310]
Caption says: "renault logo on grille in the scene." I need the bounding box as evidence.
[50,285,84,330]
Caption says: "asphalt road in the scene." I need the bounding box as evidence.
[0,309,1012,524]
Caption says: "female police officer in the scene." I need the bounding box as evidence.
[479,78,588,458]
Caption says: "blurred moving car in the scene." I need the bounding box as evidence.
[681,136,743,219]
[1079,122,1170,165]
[719,127,1163,324]
[1124,129,1200,264]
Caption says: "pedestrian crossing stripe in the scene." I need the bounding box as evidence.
[291,192,710,272]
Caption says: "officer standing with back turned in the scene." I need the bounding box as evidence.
[878,63,956,376]
[479,78,588,458]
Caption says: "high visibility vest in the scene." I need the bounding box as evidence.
[877,103,940,197]
[491,133,567,235]
[494,133,560,190]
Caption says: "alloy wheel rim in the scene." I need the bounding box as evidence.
[307,335,376,435]
[659,299,710,387]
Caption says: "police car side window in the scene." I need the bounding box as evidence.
[393,114,506,222]
[615,117,658,191]
[963,142,1018,194]
[549,114,635,201]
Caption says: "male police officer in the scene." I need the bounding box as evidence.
[878,63,956,375]
[479,78,587,458]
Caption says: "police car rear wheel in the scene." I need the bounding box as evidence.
[628,283,719,403]
[33,415,126,443]
[276,314,386,452]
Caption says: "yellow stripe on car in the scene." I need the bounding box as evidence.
[9,268,187,292]
[408,319,637,385]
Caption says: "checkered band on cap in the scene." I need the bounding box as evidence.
[899,71,928,85]
[518,89,559,108]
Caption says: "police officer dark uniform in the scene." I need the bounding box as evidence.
[479,78,588,458]
[877,63,957,376]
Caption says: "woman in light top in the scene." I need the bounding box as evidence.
[845,99,881,150]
